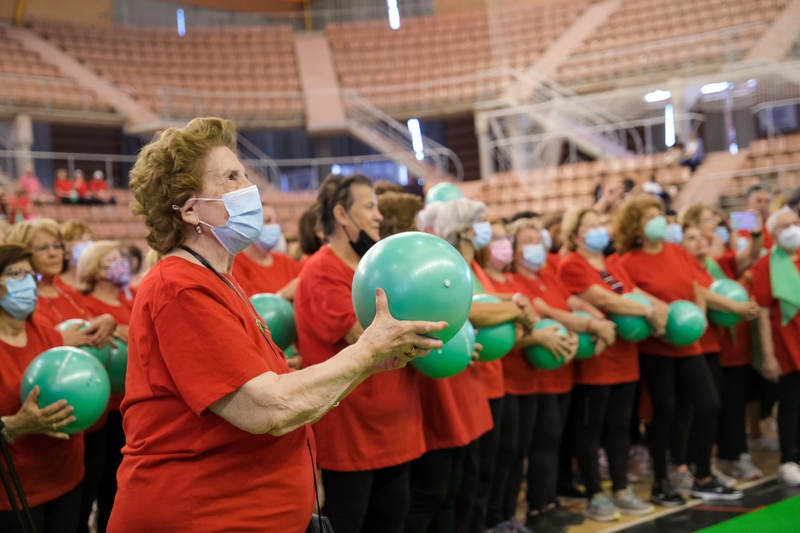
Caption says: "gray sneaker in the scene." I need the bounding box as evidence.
[585,493,621,522]
[711,464,736,488]
[610,486,655,516]
[731,453,763,481]
[669,465,695,495]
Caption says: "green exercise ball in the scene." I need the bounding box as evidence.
[250,293,297,350]
[666,300,707,346]
[283,345,296,358]
[524,319,568,370]
[20,347,110,434]
[708,279,749,327]
[610,293,653,342]
[55,319,113,368]
[412,320,474,379]
[471,294,516,362]
[425,182,465,204]
[352,232,472,343]
[108,341,128,395]
[573,311,597,359]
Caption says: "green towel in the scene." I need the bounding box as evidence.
[704,257,729,281]
[770,246,800,326]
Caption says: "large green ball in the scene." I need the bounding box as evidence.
[21,347,110,434]
[708,279,749,327]
[55,319,113,368]
[471,294,516,362]
[352,232,472,343]
[412,321,474,379]
[524,319,568,370]
[666,300,707,346]
[108,341,128,394]
[425,182,465,204]
[250,293,297,350]
[573,311,597,359]
[610,293,653,342]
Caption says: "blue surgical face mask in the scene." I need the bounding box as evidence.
[179,185,263,255]
[583,227,610,253]
[0,274,38,320]
[541,228,553,252]
[471,221,492,250]
[644,216,668,242]
[665,223,684,244]
[715,226,730,245]
[273,233,288,255]
[521,244,547,272]
[255,223,282,252]
[70,240,94,268]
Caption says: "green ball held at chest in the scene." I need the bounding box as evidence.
[250,293,297,351]
[55,319,113,368]
[708,279,749,327]
[425,182,465,204]
[352,232,473,344]
[609,293,653,342]
[108,341,128,394]
[572,311,597,359]
[471,294,516,362]
[20,347,110,434]
[411,320,474,379]
[665,300,707,346]
[524,319,568,370]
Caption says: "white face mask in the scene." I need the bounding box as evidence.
[778,226,800,252]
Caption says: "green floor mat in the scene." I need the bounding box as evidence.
[698,495,800,533]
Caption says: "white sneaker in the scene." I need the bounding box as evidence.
[731,453,763,481]
[778,462,800,486]
[748,435,780,452]
[711,465,736,488]
[669,465,695,495]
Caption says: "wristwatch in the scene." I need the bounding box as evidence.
[0,416,14,444]
[750,231,762,238]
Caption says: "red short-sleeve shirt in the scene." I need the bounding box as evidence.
[54,179,72,197]
[107,257,314,533]
[470,261,505,400]
[617,244,704,357]
[232,251,301,297]
[294,246,425,471]
[89,179,109,193]
[0,316,84,510]
[714,254,753,368]
[34,285,90,329]
[558,252,639,385]
[752,254,800,375]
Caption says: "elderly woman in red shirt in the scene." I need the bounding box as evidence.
[107,119,445,533]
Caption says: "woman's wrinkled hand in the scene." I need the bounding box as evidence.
[4,386,75,440]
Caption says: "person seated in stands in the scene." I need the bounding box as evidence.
[7,188,34,223]
[680,132,705,173]
[53,168,74,205]
[664,142,683,168]
[18,164,49,204]
[73,170,91,204]
[89,170,116,204]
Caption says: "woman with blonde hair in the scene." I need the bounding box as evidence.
[59,219,95,290]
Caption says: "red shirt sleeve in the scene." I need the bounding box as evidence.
[558,254,596,295]
[752,255,772,308]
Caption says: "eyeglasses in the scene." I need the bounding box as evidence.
[2,268,37,280]
[32,242,65,253]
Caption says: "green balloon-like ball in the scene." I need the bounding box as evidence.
[610,293,653,342]
[524,319,568,370]
[20,347,110,434]
[108,341,128,394]
[55,319,113,368]
[352,232,473,344]
[708,279,749,327]
[471,294,516,362]
[573,311,597,359]
[250,293,297,350]
[412,321,475,378]
[425,182,465,204]
[666,300,707,346]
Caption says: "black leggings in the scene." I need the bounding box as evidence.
[77,428,106,533]
[406,446,468,533]
[717,365,753,461]
[778,370,800,465]
[96,411,124,533]
[572,382,638,496]
[486,394,524,526]
[322,462,411,533]
[455,397,504,533]
[639,353,720,482]
[528,393,571,511]
[0,483,82,533]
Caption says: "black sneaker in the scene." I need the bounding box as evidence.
[551,504,585,526]
[650,479,687,507]
[525,511,568,533]
[690,477,744,501]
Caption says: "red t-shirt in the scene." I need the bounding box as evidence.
[691,256,722,354]
[232,251,301,297]
[752,254,800,375]
[108,257,314,533]
[294,246,425,470]
[470,261,505,400]
[34,286,89,329]
[509,267,573,395]
[738,228,773,251]
[89,179,109,193]
[54,179,72,197]
[617,244,704,357]
[714,254,753,367]
[558,252,639,385]
[0,316,84,510]
[74,179,88,198]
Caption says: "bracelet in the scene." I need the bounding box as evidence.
[586,318,594,332]
[0,416,14,444]
[750,231,762,238]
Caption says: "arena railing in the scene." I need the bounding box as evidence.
[751,97,800,139]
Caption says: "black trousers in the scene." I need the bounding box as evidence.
[454,397,504,533]
[528,393,571,512]
[486,393,524,526]
[322,462,411,533]
[96,411,124,533]
[639,353,721,482]
[406,446,468,533]
[77,428,107,533]
[0,483,82,533]
[778,370,800,465]
[717,364,753,461]
[572,382,638,496]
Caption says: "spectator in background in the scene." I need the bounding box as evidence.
[59,219,95,291]
[742,185,773,250]
[122,243,143,280]
[7,188,33,223]
[377,191,424,239]
[374,179,405,196]
[18,164,49,204]
[297,202,325,265]
[594,172,608,203]
[680,132,705,173]
[54,168,74,205]
[89,170,116,205]
[787,187,800,215]
[73,170,89,203]
[543,213,564,256]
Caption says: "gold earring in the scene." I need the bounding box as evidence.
[195,225,202,234]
